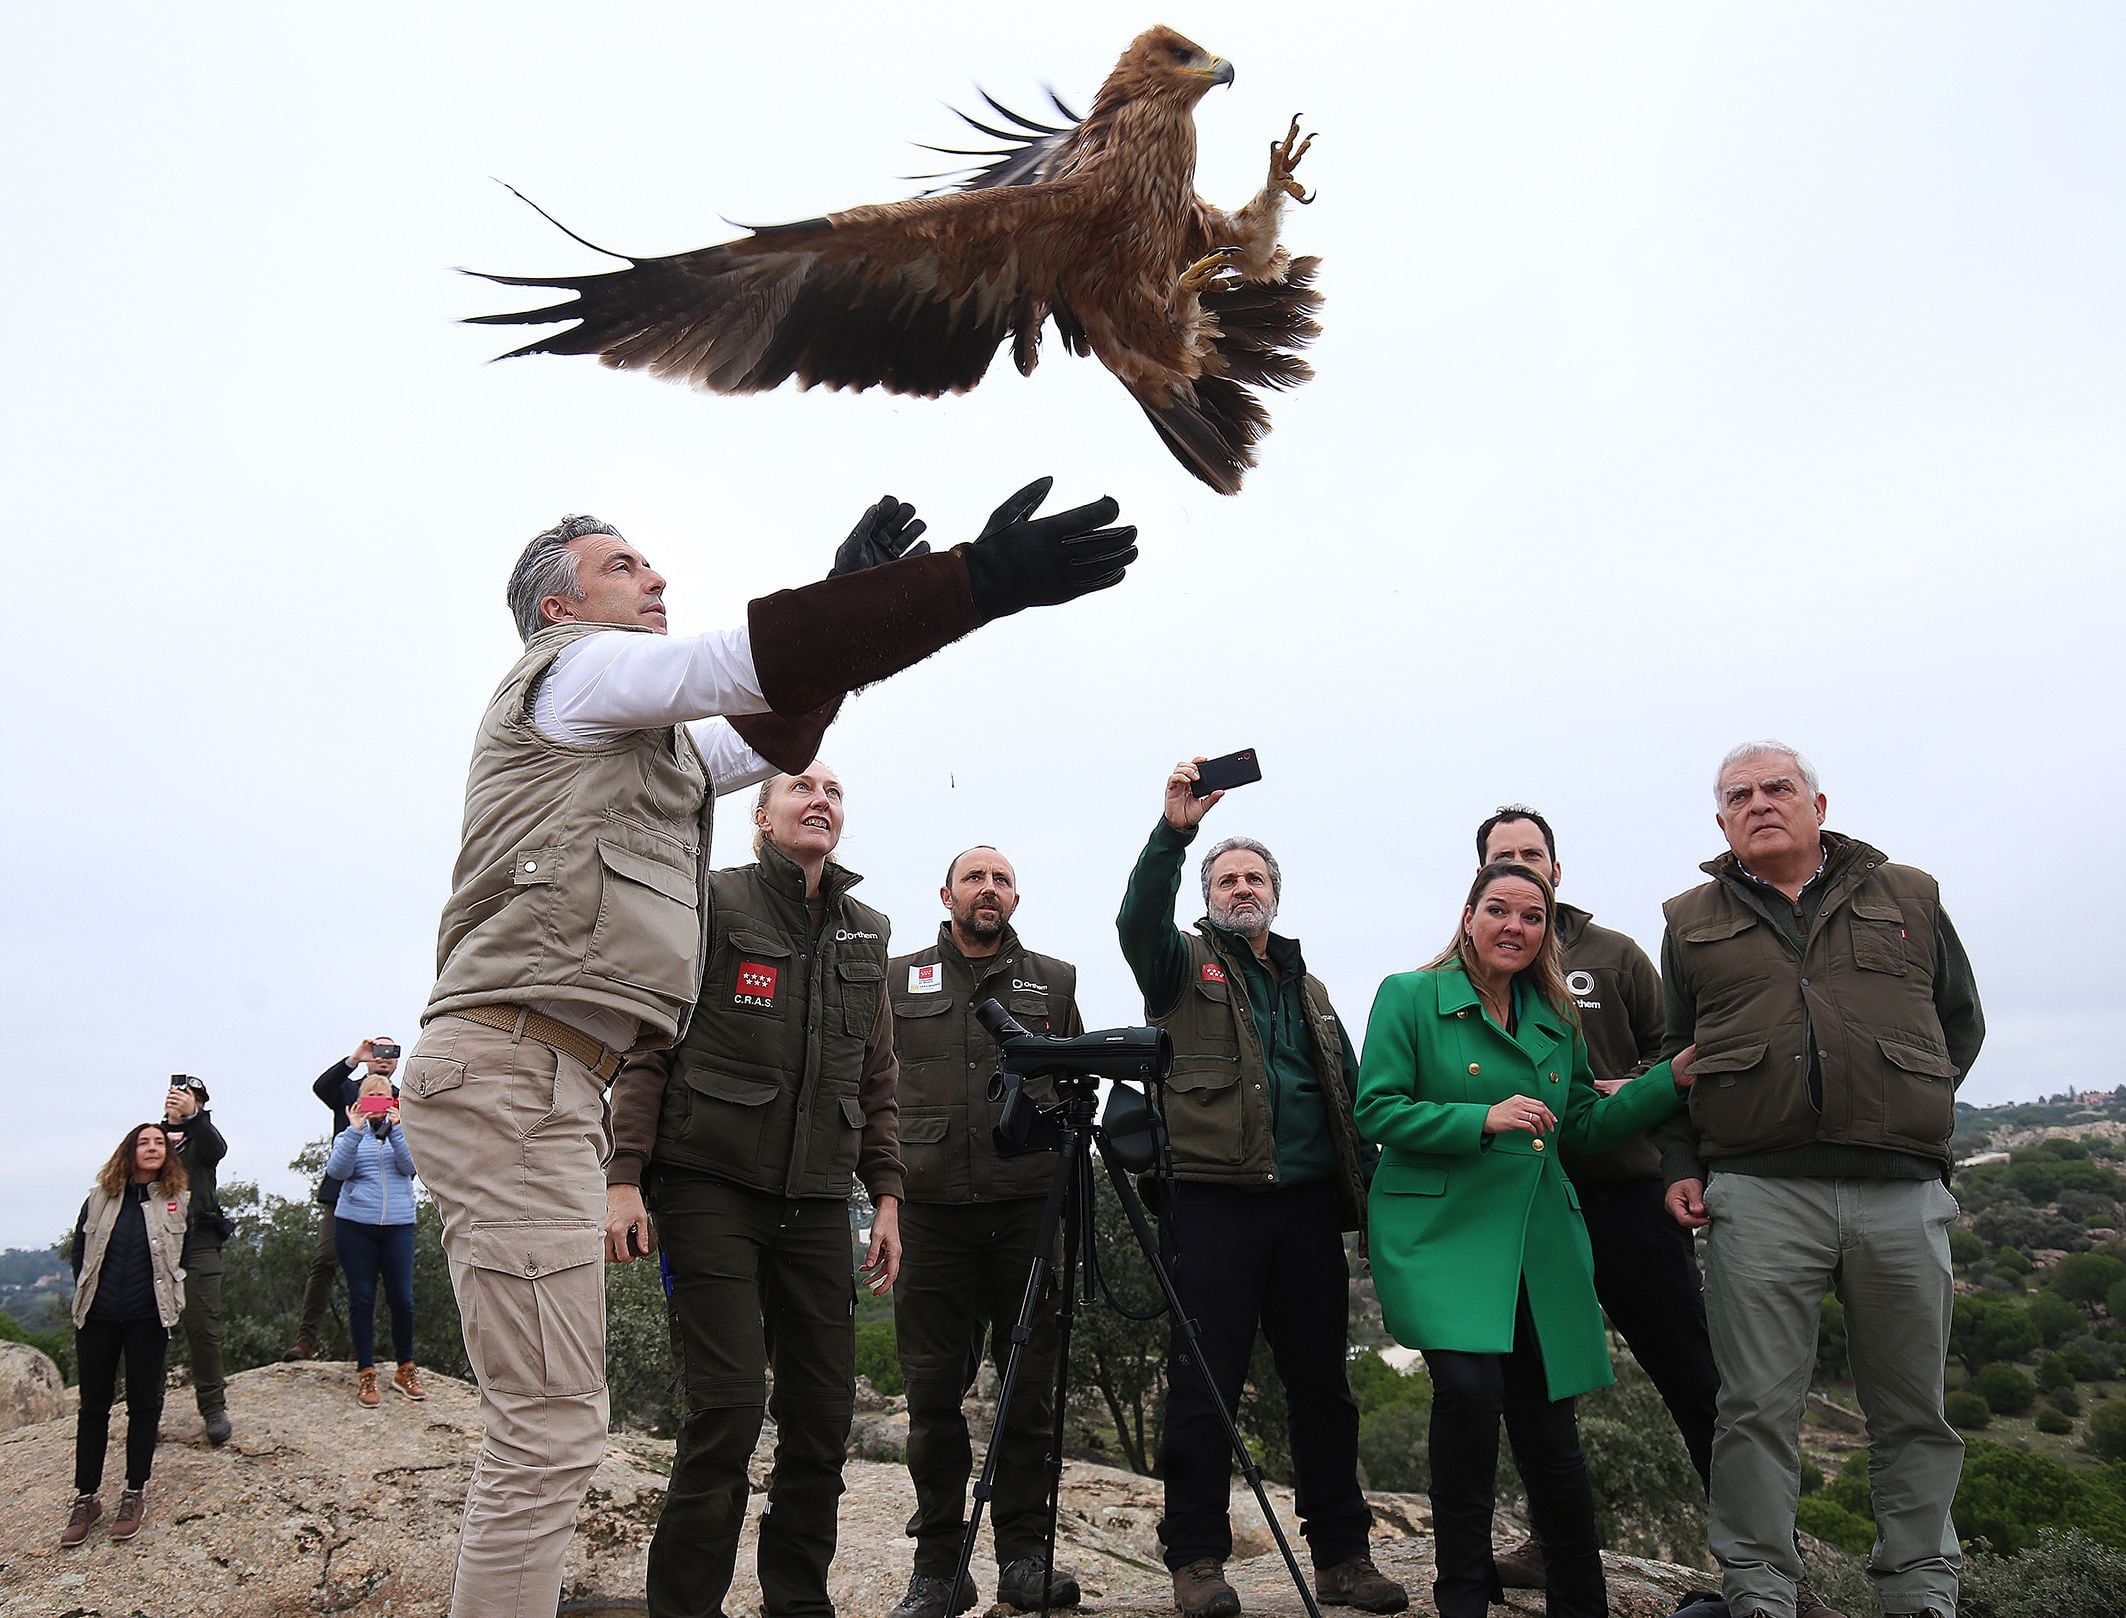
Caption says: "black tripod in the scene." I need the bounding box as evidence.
[947,1081,1325,1618]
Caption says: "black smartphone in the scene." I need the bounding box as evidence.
[1190,747,1263,798]
[373,1041,402,1060]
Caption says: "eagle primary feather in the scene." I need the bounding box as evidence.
[466,26,1322,495]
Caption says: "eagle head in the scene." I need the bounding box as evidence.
[1116,25,1235,103]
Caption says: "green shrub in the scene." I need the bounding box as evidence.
[1961,1527,2126,1618]
[1949,1391,1994,1429]
[1998,1247,2033,1276]
[2052,1384,2084,1417]
[1357,1402,1428,1492]
[2036,1407,2075,1435]
[2031,1292,2085,1349]
[1347,1351,1433,1417]
[1957,1441,2126,1553]
[1950,1228,1986,1266]
[1799,1453,1825,1495]
[2063,1342,2103,1381]
[853,1318,903,1396]
[2038,1353,2077,1391]
[2089,1399,2126,1461]
[1977,1362,2039,1416]
[1794,1494,1875,1556]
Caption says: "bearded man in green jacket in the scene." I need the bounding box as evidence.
[1659,740,1984,1618]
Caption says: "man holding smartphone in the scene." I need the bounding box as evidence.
[162,1074,232,1445]
[286,1036,400,1362]
[1115,758,1403,1618]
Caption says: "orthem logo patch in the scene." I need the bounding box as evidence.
[735,960,780,1009]
[1201,962,1227,984]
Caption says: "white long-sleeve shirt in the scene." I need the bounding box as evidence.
[526,624,784,1052]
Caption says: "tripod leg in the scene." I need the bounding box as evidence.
[1098,1154,1328,1618]
[951,1127,1083,1614]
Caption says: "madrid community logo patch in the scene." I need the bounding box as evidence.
[1201,962,1228,984]
[735,960,780,1009]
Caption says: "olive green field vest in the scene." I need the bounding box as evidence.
[1664,844,1959,1169]
[654,845,893,1199]
[1154,923,1369,1230]
[426,621,714,1049]
[889,924,1081,1203]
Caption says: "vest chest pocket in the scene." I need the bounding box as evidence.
[588,840,701,996]
[722,932,793,1018]
[1850,899,1910,976]
[891,995,955,1062]
[839,959,885,1035]
[1184,972,1241,1056]
[1162,1066,1245,1166]
[681,1070,782,1168]
[1007,991,1054,1034]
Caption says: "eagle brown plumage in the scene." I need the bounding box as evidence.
[466,26,1322,495]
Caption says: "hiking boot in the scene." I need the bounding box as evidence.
[357,1367,381,1408]
[203,1408,233,1446]
[887,1570,978,1618]
[1172,1558,1241,1618]
[1316,1553,1408,1613]
[998,1555,1082,1610]
[281,1335,319,1362]
[1794,1579,1848,1618]
[111,1486,147,1542]
[1492,1534,1547,1589]
[60,1493,102,1548]
[393,1362,427,1402]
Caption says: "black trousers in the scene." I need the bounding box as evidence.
[74,1316,169,1494]
[1155,1179,1370,1571]
[646,1172,855,1618]
[1424,1290,1604,1618]
[895,1198,1061,1576]
[1577,1175,1719,1491]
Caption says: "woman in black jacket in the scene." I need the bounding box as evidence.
[62,1122,191,1549]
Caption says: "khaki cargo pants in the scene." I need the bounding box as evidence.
[401,1013,610,1618]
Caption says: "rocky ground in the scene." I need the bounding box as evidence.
[0,1361,1716,1617]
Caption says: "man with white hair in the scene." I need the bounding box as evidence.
[1115,759,1403,1618]
[1658,741,1985,1618]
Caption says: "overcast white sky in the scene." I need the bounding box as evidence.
[3,3,2120,1249]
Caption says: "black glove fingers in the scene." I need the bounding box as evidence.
[980,476,1054,538]
[1020,496,1122,544]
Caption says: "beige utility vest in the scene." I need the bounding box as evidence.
[1665,847,1959,1167]
[889,925,1080,1203]
[654,847,891,1199]
[1154,924,1369,1230]
[426,621,714,1048]
[73,1181,189,1328]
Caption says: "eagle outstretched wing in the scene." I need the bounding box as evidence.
[910,90,1085,194]
[467,183,1084,398]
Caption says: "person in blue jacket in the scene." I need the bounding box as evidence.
[325,1073,424,1408]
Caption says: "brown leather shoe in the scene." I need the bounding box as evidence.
[60,1493,102,1548]
[357,1367,381,1408]
[280,1335,319,1362]
[1492,1534,1548,1589]
[1172,1558,1241,1618]
[1794,1576,1848,1618]
[393,1362,427,1401]
[1316,1553,1409,1613]
[111,1486,147,1542]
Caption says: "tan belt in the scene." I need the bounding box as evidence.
[455,1004,624,1085]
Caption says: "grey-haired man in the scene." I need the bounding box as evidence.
[398,482,1135,1618]
[1115,759,1402,1618]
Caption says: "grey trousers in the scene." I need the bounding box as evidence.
[401,1013,611,1618]
[1702,1173,1963,1618]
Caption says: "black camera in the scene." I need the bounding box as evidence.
[976,999,1172,1171]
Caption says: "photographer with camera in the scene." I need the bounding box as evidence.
[161,1074,234,1446]
[1115,759,1404,1618]
[605,763,903,1618]
[885,845,1084,1618]
[285,1036,400,1362]
[324,1073,423,1408]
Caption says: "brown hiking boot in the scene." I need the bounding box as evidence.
[1492,1534,1547,1589]
[357,1367,381,1408]
[1316,1553,1409,1613]
[393,1362,427,1401]
[281,1335,319,1361]
[111,1487,147,1542]
[1172,1558,1241,1618]
[60,1493,102,1548]
[1794,1574,1847,1618]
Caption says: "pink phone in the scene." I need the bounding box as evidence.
[357,1095,395,1117]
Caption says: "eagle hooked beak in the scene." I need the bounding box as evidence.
[1203,57,1235,88]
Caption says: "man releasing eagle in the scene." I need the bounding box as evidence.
[469,26,1322,495]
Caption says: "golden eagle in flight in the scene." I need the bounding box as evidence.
[467,26,1322,495]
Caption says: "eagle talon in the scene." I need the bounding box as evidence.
[1270,115,1316,204]
[1177,247,1244,294]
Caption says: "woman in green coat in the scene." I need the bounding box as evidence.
[1356,861,1695,1618]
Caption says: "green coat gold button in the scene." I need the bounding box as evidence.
[1531,1138,1545,1152]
